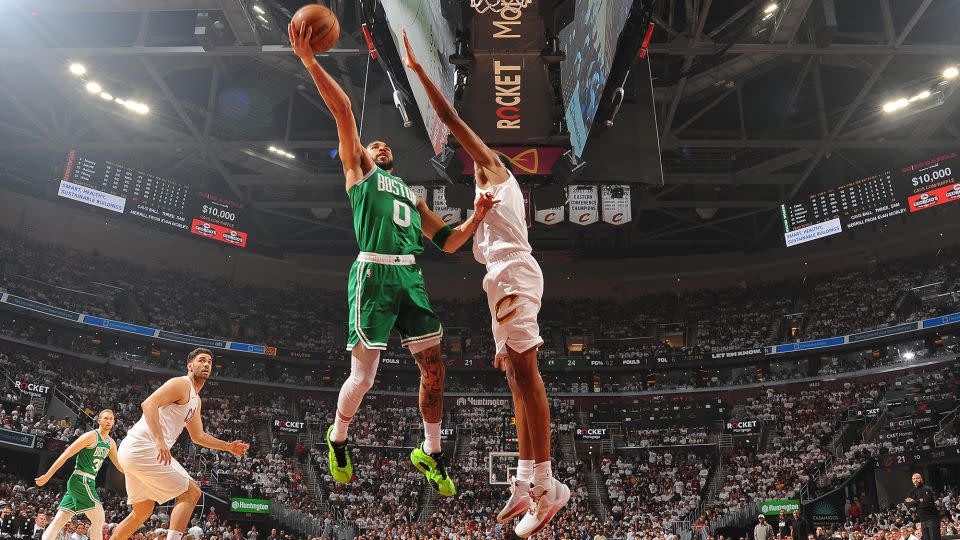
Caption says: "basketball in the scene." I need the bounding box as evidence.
[291,4,340,54]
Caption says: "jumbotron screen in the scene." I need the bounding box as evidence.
[56,150,249,248]
[781,150,959,247]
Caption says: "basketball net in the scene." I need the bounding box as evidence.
[470,0,532,14]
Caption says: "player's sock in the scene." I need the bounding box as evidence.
[516,459,534,483]
[167,531,184,540]
[423,421,442,454]
[533,461,553,487]
[331,412,351,443]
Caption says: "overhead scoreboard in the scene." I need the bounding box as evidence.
[56,150,249,248]
[781,151,959,247]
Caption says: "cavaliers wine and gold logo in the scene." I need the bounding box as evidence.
[495,294,519,324]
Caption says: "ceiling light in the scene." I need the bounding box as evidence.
[256,14,268,24]
[134,103,150,115]
[69,63,86,76]
[882,102,898,113]
[100,92,113,101]
[762,13,774,21]
[944,66,959,80]
[895,98,908,108]
[85,81,101,94]
[114,97,125,104]
[268,146,278,152]
[252,4,265,14]
[763,3,778,14]
[911,90,931,101]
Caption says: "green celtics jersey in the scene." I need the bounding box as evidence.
[74,431,111,476]
[347,166,423,255]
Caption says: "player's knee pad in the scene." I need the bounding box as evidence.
[407,337,440,356]
[348,349,380,391]
[338,349,380,416]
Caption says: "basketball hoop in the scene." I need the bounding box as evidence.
[470,0,532,15]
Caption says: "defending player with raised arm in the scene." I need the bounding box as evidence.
[112,349,248,540]
[402,30,570,537]
[35,409,122,540]
[288,22,498,497]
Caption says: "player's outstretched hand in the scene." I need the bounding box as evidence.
[287,21,315,62]
[35,474,51,487]
[156,442,172,466]
[493,353,509,372]
[227,440,250,457]
[473,192,500,220]
[401,29,419,70]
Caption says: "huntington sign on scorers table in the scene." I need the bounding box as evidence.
[230,498,270,514]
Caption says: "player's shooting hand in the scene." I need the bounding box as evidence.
[401,29,420,70]
[287,21,315,62]
[473,192,500,220]
[156,442,172,466]
[34,474,50,487]
[493,353,509,372]
[228,440,250,457]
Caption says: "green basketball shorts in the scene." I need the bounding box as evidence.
[346,253,443,351]
[58,473,101,513]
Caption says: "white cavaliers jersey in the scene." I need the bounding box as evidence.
[473,172,532,265]
[126,376,199,448]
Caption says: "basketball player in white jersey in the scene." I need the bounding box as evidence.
[402,31,569,537]
[112,348,249,540]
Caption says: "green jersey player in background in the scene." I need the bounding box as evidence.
[289,21,498,497]
[35,409,123,540]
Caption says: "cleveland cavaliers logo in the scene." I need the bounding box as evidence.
[495,295,519,325]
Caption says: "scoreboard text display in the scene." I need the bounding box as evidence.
[57,150,249,248]
[781,150,960,247]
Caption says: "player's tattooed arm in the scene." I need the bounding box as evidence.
[412,346,445,423]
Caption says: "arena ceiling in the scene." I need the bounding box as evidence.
[0,0,959,257]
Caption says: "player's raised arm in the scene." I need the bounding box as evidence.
[401,30,509,184]
[289,22,374,189]
[185,402,249,457]
[417,193,499,253]
[35,431,97,486]
[140,377,191,465]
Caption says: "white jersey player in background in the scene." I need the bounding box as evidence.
[401,31,569,537]
[112,348,249,540]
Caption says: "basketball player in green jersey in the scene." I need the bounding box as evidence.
[289,22,498,497]
[35,409,123,540]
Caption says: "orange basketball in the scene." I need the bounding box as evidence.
[291,4,340,54]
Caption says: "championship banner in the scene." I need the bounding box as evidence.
[273,419,305,434]
[410,185,428,205]
[601,185,632,225]
[535,205,565,225]
[568,185,599,225]
[432,186,463,225]
[14,380,51,399]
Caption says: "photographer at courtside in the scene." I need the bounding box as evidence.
[905,473,941,540]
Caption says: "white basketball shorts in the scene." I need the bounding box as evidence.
[482,252,544,356]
